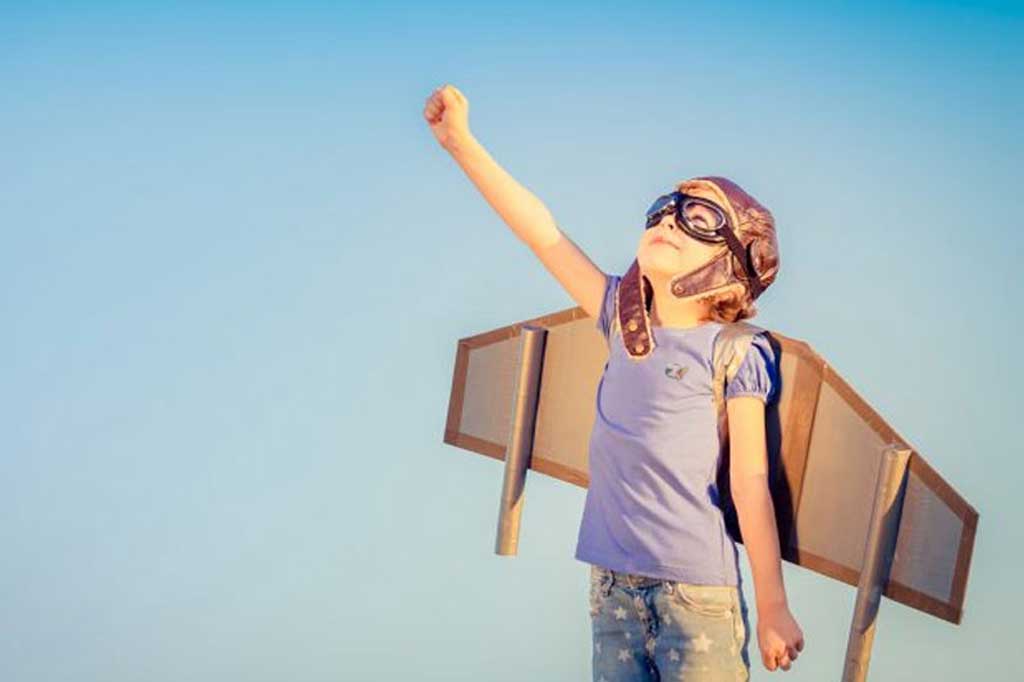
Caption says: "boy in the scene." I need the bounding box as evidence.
[425,83,804,677]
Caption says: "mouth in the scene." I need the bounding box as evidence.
[651,236,679,250]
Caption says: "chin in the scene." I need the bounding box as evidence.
[639,254,682,276]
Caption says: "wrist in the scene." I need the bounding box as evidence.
[756,597,790,615]
[443,129,476,157]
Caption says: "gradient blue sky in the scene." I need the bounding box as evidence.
[2,1,1022,680]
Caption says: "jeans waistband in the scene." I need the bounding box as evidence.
[594,565,666,589]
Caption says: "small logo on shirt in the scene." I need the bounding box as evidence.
[664,363,689,381]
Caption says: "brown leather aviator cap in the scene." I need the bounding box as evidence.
[616,176,780,361]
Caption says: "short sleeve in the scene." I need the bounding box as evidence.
[596,273,621,340]
[725,332,779,404]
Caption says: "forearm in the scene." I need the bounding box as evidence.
[732,475,788,612]
[444,133,561,249]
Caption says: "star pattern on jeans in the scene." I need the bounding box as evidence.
[692,631,714,653]
[589,577,746,678]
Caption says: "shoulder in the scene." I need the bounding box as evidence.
[723,325,779,403]
[596,273,624,341]
[713,322,766,363]
[607,272,622,294]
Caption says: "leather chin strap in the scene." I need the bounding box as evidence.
[616,260,655,360]
[668,231,763,301]
[668,249,736,299]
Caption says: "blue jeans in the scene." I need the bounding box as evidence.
[589,564,751,681]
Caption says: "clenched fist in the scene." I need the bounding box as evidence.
[757,603,805,673]
[424,84,471,151]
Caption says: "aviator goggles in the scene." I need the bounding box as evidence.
[645,192,729,243]
[644,191,764,298]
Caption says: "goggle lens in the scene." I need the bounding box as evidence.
[644,193,727,242]
[681,197,726,237]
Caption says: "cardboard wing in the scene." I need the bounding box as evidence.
[443,306,978,625]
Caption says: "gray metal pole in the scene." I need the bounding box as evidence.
[495,325,547,556]
[841,445,912,681]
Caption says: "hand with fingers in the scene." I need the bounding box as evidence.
[757,603,805,672]
[423,83,472,152]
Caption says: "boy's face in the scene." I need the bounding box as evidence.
[637,207,727,281]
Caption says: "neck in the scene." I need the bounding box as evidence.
[646,272,714,329]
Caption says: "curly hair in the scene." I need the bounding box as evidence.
[696,285,758,324]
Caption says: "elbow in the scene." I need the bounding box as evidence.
[527,228,563,253]
[730,473,770,505]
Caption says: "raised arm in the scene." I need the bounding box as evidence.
[424,84,606,320]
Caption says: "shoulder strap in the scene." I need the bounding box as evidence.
[712,321,765,448]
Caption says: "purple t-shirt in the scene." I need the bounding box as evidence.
[574,272,779,586]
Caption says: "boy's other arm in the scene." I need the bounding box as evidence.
[445,133,606,320]
[727,395,787,612]
[728,395,805,671]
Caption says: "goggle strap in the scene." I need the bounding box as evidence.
[719,227,764,299]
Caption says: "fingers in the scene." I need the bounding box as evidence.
[424,99,444,125]
[424,85,447,125]
[759,620,805,672]
[764,653,792,672]
[780,633,804,669]
[763,645,799,672]
[424,84,461,126]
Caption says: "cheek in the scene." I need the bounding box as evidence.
[695,243,726,264]
[636,239,658,263]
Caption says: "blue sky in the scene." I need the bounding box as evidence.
[2,1,1022,679]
